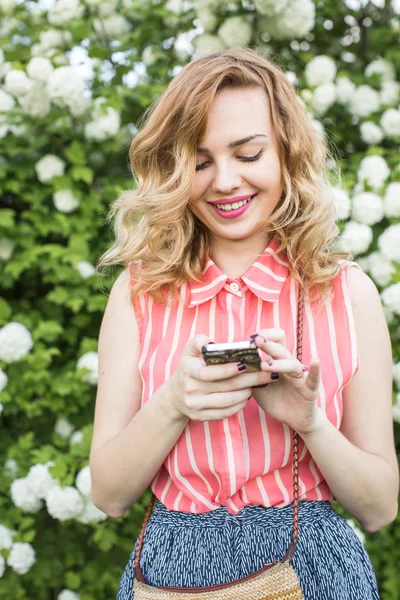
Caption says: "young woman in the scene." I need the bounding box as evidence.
[90,48,398,599]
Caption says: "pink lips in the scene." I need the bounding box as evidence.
[212,194,257,219]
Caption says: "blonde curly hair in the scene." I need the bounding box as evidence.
[96,47,350,302]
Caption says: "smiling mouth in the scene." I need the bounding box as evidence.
[214,194,257,212]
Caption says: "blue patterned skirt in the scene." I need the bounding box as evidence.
[117,499,380,600]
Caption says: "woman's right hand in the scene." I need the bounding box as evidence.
[167,335,272,422]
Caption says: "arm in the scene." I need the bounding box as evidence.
[89,269,189,518]
[300,267,399,532]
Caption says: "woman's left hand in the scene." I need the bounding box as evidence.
[250,330,322,437]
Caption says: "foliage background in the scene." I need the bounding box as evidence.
[0,0,399,598]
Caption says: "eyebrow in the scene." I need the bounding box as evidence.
[197,134,268,153]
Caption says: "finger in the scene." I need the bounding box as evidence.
[256,338,292,361]
[191,388,252,411]
[194,398,250,422]
[304,359,320,393]
[183,334,213,358]
[254,328,286,345]
[260,357,302,375]
[186,357,250,383]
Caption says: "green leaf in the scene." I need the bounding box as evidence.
[65,141,87,166]
[65,571,81,589]
[70,166,94,184]
[0,209,16,229]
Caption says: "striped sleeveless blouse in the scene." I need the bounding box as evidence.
[128,238,359,515]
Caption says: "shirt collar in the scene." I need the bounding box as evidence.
[188,238,290,308]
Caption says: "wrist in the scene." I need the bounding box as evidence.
[297,407,329,441]
[158,374,188,425]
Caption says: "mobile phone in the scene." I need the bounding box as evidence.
[201,340,261,372]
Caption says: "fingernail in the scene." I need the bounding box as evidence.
[208,341,215,344]
[267,360,273,366]
[250,333,258,339]
[237,362,247,372]
[271,372,279,380]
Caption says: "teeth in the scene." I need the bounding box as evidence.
[216,197,252,211]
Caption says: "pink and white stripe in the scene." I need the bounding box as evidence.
[129,240,359,514]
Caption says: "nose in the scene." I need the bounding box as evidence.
[211,161,242,195]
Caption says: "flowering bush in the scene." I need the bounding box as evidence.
[0,0,399,598]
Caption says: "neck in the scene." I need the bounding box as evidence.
[209,233,270,278]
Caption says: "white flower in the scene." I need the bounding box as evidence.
[311,83,336,115]
[393,0,400,13]
[0,237,15,260]
[26,463,57,500]
[335,77,356,105]
[48,0,84,25]
[0,89,15,112]
[305,56,337,87]
[58,590,81,600]
[254,0,288,14]
[393,402,400,424]
[7,542,36,575]
[76,465,91,497]
[346,519,366,544]
[47,66,85,110]
[360,121,383,145]
[381,282,400,316]
[393,362,400,389]
[27,57,54,82]
[0,0,16,15]
[378,224,400,262]
[4,458,18,479]
[380,108,400,139]
[0,554,5,578]
[0,525,15,550]
[54,417,74,439]
[339,221,373,255]
[268,0,315,39]
[93,14,131,37]
[84,98,120,141]
[0,368,7,392]
[35,154,65,183]
[87,0,118,16]
[357,155,390,191]
[384,182,400,218]
[348,85,380,118]
[380,80,400,106]
[75,261,95,279]
[11,478,43,513]
[331,187,350,220]
[367,252,394,286]
[196,7,218,31]
[218,16,252,47]
[70,430,84,445]
[40,29,65,50]
[53,189,80,213]
[365,58,395,82]
[194,34,226,56]
[5,70,34,97]
[76,352,98,385]
[19,84,51,119]
[0,323,33,363]
[351,192,384,225]
[308,117,325,140]
[75,498,107,524]
[45,485,84,521]
[142,46,164,66]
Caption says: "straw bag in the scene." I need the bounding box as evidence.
[132,294,306,600]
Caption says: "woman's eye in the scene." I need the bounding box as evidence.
[195,148,264,171]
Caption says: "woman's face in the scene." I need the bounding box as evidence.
[189,87,283,245]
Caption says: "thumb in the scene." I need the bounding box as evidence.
[183,334,212,358]
[304,358,320,393]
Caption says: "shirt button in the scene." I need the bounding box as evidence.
[229,282,240,293]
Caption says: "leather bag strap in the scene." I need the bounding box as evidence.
[133,288,305,569]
